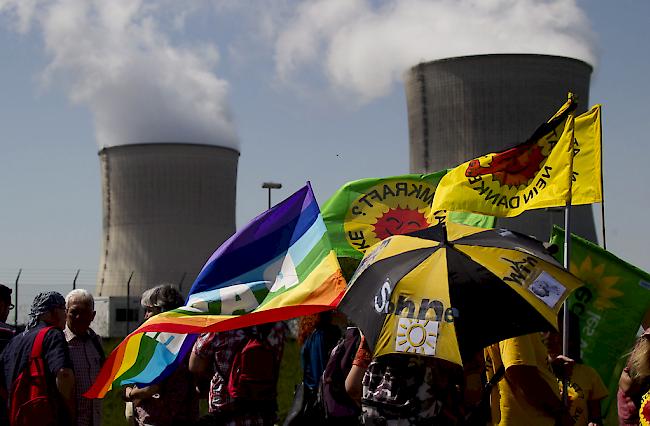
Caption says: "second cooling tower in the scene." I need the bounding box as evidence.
[97,143,238,297]
[405,54,597,241]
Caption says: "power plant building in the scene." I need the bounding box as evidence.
[404,54,597,242]
[96,143,238,300]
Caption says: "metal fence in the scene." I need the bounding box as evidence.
[0,268,98,327]
[0,267,300,338]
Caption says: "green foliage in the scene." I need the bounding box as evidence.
[277,338,302,422]
[339,257,361,282]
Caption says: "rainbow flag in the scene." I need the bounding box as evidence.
[85,183,346,398]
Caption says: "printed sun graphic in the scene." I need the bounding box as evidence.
[395,318,438,355]
[561,382,582,405]
[570,256,623,310]
[640,390,650,426]
[373,206,428,240]
[464,141,547,188]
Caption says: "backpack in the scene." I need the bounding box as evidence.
[9,326,58,426]
[227,327,279,402]
[362,355,464,424]
[284,326,340,426]
[317,327,362,422]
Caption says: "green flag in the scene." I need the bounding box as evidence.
[550,226,650,421]
[322,171,495,259]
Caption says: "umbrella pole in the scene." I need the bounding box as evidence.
[562,202,572,406]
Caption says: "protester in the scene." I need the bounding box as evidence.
[484,332,574,425]
[65,289,104,426]
[190,321,286,425]
[285,311,341,425]
[346,335,465,425]
[618,328,650,425]
[318,326,362,425]
[298,312,341,392]
[0,283,15,426]
[123,284,198,426]
[543,317,608,426]
[460,351,490,425]
[1,291,75,425]
[0,284,15,353]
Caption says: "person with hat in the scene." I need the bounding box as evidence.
[0,283,15,354]
[1,291,76,425]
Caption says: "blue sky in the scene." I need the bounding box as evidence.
[0,0,648,302]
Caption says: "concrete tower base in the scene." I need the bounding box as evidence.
[97,143,238,298]
[404,54,597,242]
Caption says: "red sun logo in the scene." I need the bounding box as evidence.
[373,207,429,240]
[465,141,547,187]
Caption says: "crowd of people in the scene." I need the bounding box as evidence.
[0,282,647,426]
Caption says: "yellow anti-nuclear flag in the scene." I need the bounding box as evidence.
[572,105,602,204]
[431,95,581,218]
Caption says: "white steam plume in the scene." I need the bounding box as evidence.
[0,0,238,149]
[275,0,597,103]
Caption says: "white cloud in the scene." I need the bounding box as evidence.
[274,0,597,103]
[0,0,238,149]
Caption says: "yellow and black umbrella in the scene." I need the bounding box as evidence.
[338,221,582,366]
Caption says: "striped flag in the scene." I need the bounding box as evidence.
[85,183,346,398]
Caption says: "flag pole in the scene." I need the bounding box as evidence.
[562,109,576,406]
[599,107,606,250]
[562,201,572,405]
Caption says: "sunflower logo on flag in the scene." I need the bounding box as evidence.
[569,256,623,310]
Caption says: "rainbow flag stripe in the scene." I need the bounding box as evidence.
[85,183,346,398]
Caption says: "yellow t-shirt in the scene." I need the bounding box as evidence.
[485,333,559,426]
[558,363,608,426]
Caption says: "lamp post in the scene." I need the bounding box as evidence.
[262,182,282,209]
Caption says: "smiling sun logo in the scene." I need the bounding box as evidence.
[465,139,550,188]
[570,256,623,310]
[373,207,428,240]
[640,390,650,426]
[343,179,444,255]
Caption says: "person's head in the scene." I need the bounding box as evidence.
[28,291,66,330]
[297,311,338,345]
[542,310,581,361]
[628,331,650,386]
[141,284,184,320]
[0,283,13,323]
[65,289,96,336]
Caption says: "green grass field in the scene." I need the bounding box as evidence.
[100,337,302,426]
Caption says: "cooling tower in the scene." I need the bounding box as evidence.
[405,54,597,242]
[97,143,238,297]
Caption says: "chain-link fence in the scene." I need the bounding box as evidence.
[0,268,302,338]
[0,268,98,327]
